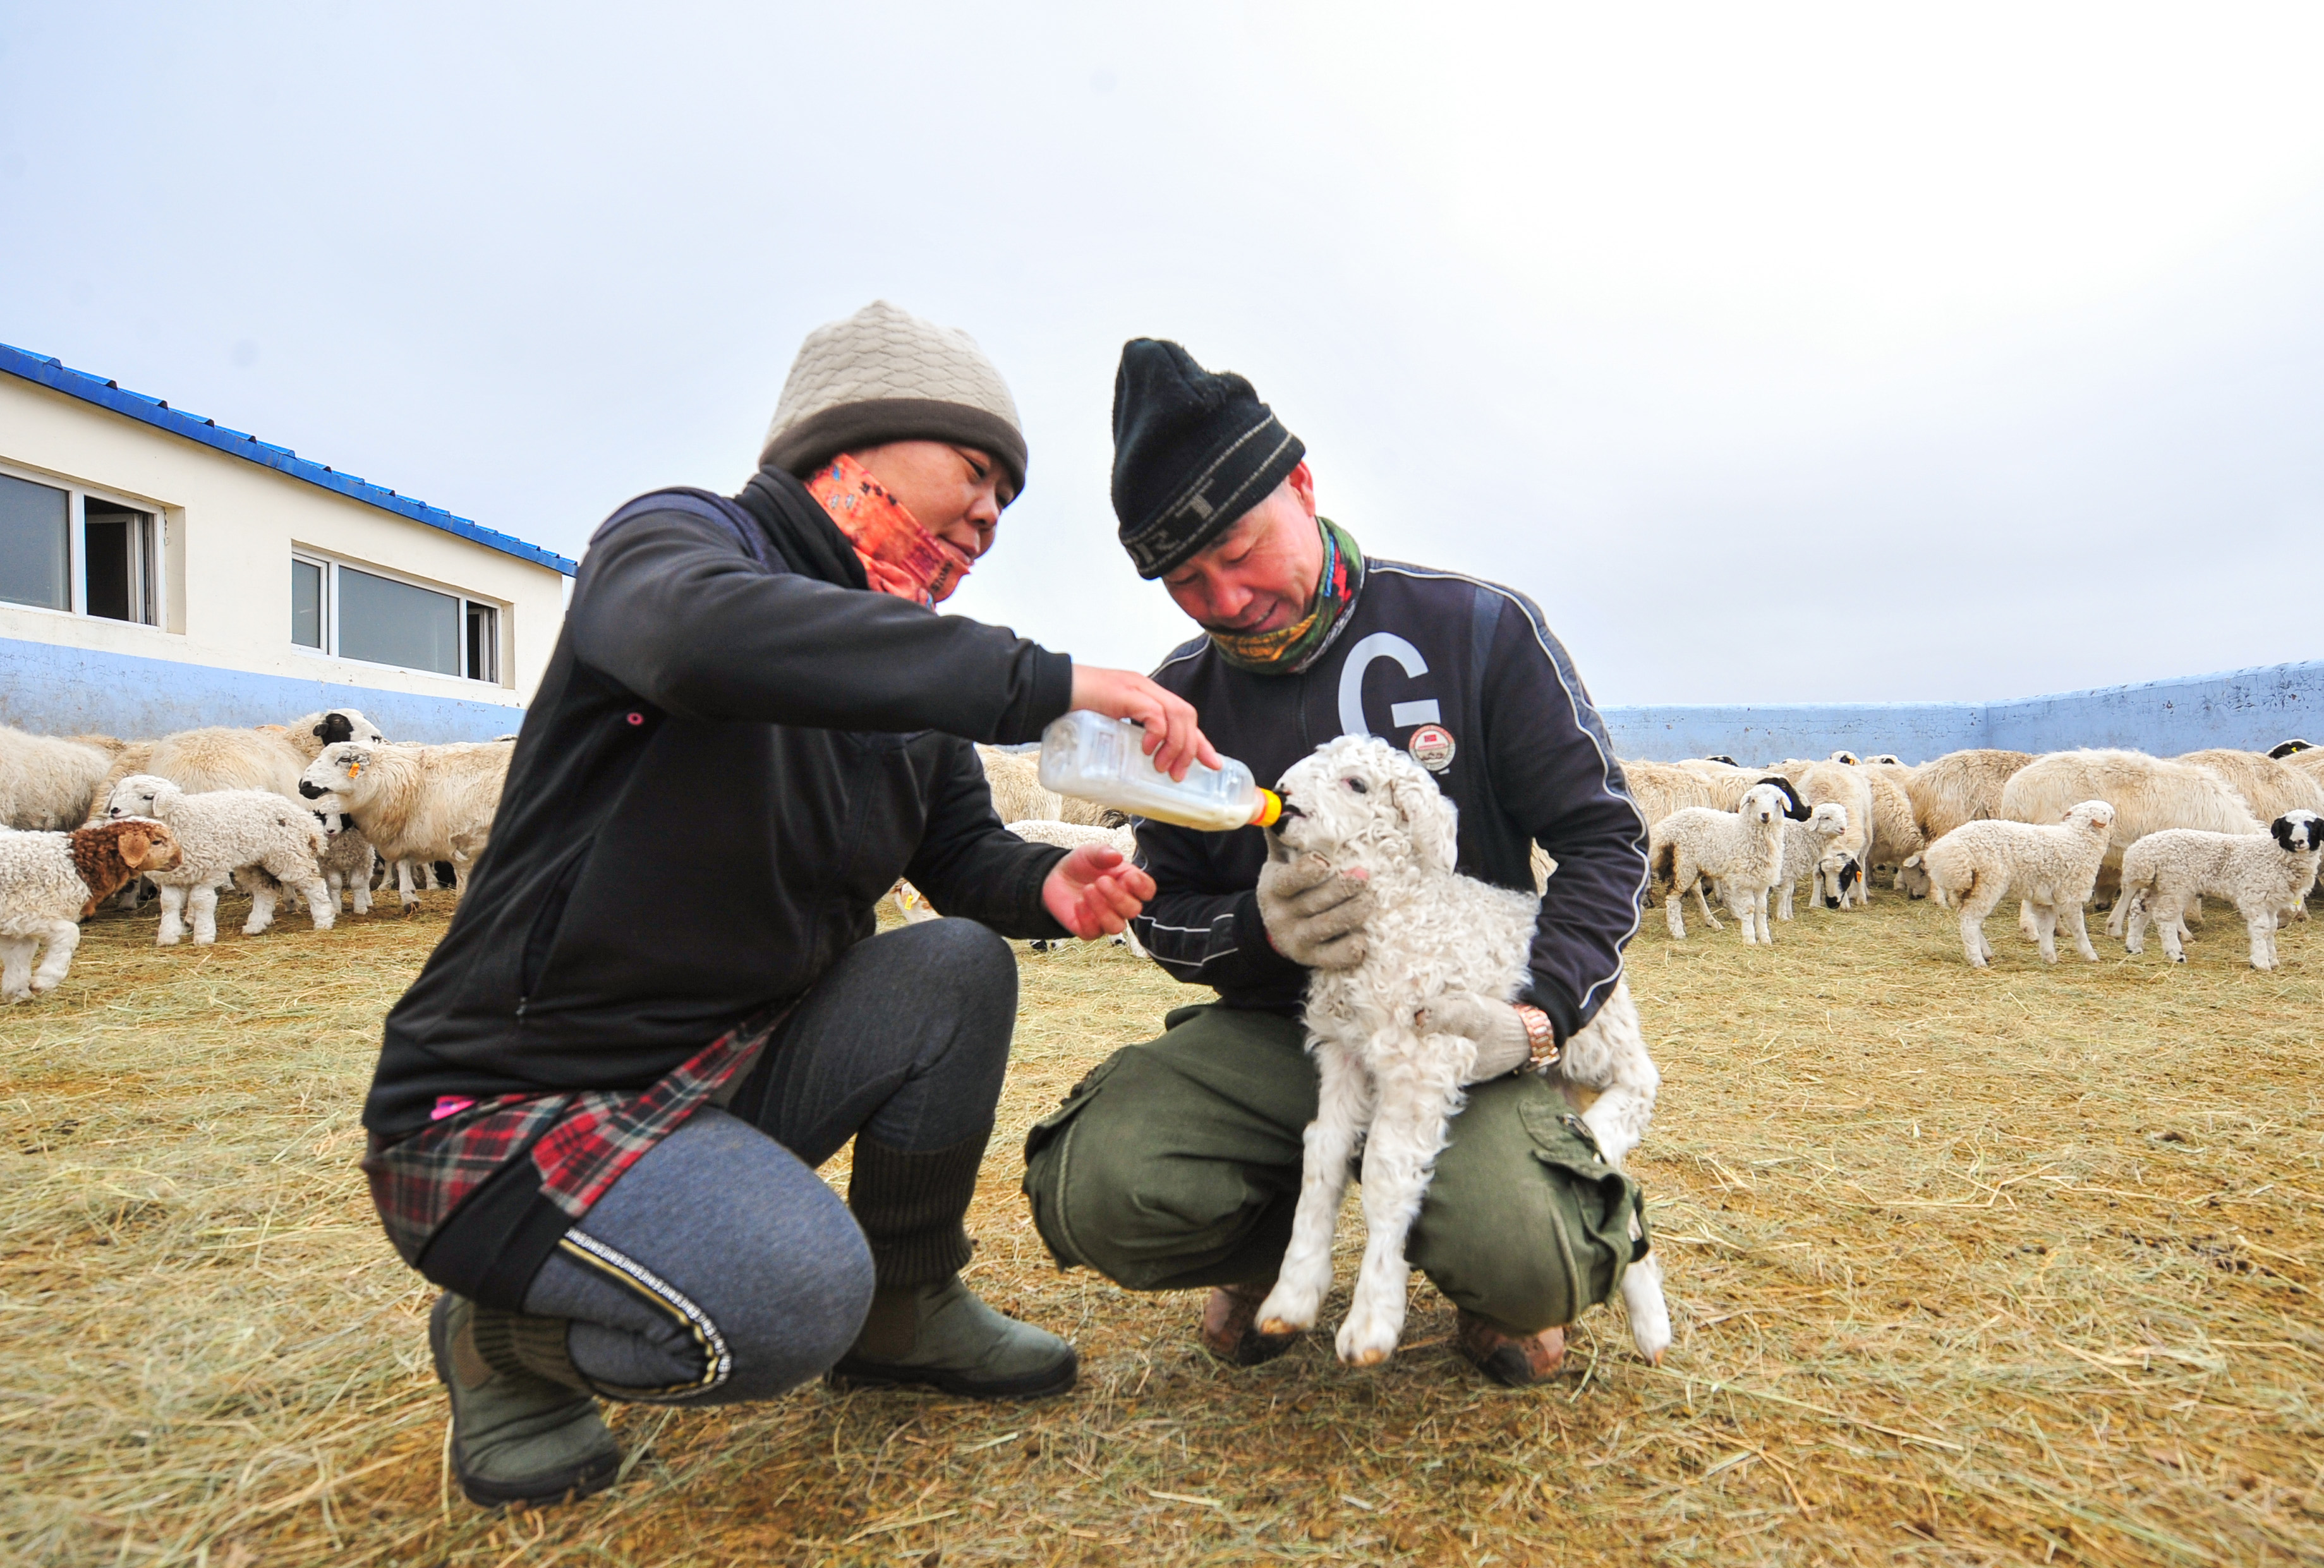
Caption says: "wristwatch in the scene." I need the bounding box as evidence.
[1513,1003,1559,1071]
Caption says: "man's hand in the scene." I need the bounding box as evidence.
[1417,992,1537,1082]
[1256,853,1375,970]
[1068,666,1224,781]
[1041,842,1156,940]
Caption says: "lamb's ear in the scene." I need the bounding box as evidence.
[118,828,150,865]
[1387,769,1458,871]
[2268,739,2311,759]
[1755,776,1810,821]
[2274,816,2296,850]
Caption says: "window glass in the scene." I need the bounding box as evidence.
[337,565,459,675]
[291,558,324,648]
[464,600,498,682]
[0,472,70,611]
[85,506,153,624]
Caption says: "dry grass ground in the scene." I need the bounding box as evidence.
[4,884,2321,1567]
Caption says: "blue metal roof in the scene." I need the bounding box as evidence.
[0,341,578,576]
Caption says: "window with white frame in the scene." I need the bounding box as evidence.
[292,551,501,684]
[0,465,160,625]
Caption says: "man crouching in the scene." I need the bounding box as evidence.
[1022,340,1652,1386]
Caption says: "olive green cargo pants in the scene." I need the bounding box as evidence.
[1021,1004,1647,1334]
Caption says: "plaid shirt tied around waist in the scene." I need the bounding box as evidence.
[363,1010,784,1269]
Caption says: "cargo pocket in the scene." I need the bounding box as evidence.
[1516,1095,1650,1321]
[1020,1052,1128,1272]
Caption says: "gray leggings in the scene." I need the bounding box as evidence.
[516,918,1017,1404]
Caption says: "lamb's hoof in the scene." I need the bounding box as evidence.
[30,977,57,993]
[156,933,181,947]
[2,991,28,1004]
[1454,1313,1564,1388]
[1199,1284,1300,1367]
[1334,1313,1400,1367]
[241,922,267,936]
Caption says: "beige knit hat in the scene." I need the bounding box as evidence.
[760,300,1027,493]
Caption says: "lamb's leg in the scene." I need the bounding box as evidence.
[1337,1059,1461,1366]
[2244,902,2277,970]
[242,876,278,936]
[1620,1250,1672,1364]
[2028,902,2059,963]
[1689,877,1717,929]
[2017,899,2040,941]
[298,877,334,931]
[155,884,187,946]
[0,938,35,1001]
[114,877,143,913]
[1255,1042,1373,1337]
[2061,900,2097,962]
[28,919,80,994]
[1663,864,1688,939]
[396,858,418,914]
[1958,879,2006,968]
[351,853,373,914]
[2121,890,2149,954]
[2106,878,2145,939]
[2157,897,2189,963]
[1776,876,1794,920]
[1751,883,1773,943]
[1571,998,1660,1169]
[188,883,220,946]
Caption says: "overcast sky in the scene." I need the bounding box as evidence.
[4,3,2320,705]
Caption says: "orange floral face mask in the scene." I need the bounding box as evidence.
[806,454,971,607]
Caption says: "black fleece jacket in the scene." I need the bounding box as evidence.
[366,467,1075,1143]
[1129,560,1648,1040]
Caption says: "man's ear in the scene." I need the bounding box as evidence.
[1285,460,1317,519]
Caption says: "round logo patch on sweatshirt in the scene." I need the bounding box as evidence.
[1408,724,1456,773]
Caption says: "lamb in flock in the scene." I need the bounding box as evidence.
[0,819,183,1000]
[104,775,333,944]
[1247,735,1669,1369]
[1647,781,1793,943]
[2111,809,2324,970]
[1920,799,2115,967]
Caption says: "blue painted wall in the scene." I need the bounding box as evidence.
[0,636,524,744]
[1601,659,2324,764]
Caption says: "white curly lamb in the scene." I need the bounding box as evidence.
[1921,800,2115,967]
[2111,811,2324,970]
[1647,783,1792,943]
[104,775,332,944]
[1769,802,1853,919]
[1249,736,1669,1368]
[312,808,378,915]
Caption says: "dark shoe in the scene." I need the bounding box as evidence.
[1455,1310,1566,1388]
[1199,1281,1299,1368]
[429,1294,621,1507]
[827,1276,1077,1399]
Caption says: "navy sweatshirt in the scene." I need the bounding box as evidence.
[1129,560,1648,1040]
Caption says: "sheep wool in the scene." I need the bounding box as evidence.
[298,740,511,908]
[1922,800,2115,968]
[1904,749,2033,844]
[0,725,116,831]
[1250,735,1669,1368]
[2112,811,2324,970]
[1999,749,2260,869]
[104,775,332,946]
[0,819,183,1000]
[1648,784,1792,943]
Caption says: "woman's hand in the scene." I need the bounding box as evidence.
[1041,843,1157,940]
[1068,666,1225,781]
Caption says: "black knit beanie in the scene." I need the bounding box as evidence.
[1111,339,1305,580]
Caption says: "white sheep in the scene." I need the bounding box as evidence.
[977,745,1125,829]
[1618,759,1722,828]
[1250,735,1669,1368]
[1647,783,1791,943]
[1671,758,1761,811]
[0,819,183,1000]
[1767,802,1853,919]
[2111,811,2324,970]
[312,809,378,915]
[2000,749,2261,870]
[1920,800,2115,967]
[298,741,511,908]
[2176,749,2324,825]
[1770,761,1875,907]
[0,726,117,830]
[1904,749,2033,844]
[104,775,332,944]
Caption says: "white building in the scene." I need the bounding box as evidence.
[0,341,573,741]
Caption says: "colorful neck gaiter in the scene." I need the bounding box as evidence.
[806,452,971,606]
[1206,517,1366,675]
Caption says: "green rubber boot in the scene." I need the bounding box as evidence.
[827,1276,1077,1399]
[428,1293,622,1507]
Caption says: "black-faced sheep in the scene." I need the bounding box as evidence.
[298,741,511,908]
[2112,811,2324,970]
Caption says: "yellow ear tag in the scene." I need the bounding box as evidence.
[347,762,361,778]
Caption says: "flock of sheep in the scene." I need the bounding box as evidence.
[0,711,511,1001]
[1630,743,2324,970]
